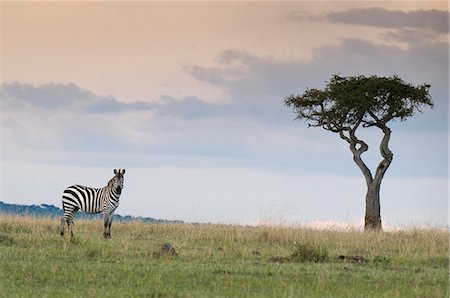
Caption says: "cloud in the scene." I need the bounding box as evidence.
[325,8,449,33]
[286,10,313,23]
[0,82,153,114]
[186,49,309,107]
[291,8,449,34]
[381,28,446,45]
[155,96,224,119]
[2,7,447,178]
[1,81,302,169]
[188,40,447,101]
[186,22,448,131]
[1,81,231,120]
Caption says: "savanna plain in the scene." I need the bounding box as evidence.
[0,215,448,297]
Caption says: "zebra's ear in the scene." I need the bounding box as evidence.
[114,169,118,174]
[121,169,126,175]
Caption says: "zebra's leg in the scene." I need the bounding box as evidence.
[60,217,65,236]
[61,205,77,238]
[67,219,74,238]
[67,213,76,238]
[103,214,111,238]
[107,215,114,238]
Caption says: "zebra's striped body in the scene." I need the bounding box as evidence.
[60,169,125,238]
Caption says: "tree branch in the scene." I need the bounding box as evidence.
[339,130,351,143]
[373,125,393,186]
[342,119,373,187]
[349,138,373,187]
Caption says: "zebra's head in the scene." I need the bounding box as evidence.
[111,168,126,194]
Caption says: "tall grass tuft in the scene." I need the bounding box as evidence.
[290,242,329,263]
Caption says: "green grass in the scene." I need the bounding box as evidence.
[0,216,448,297]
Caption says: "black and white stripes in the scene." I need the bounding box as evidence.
[60,169,125,238]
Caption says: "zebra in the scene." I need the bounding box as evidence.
[60,168,126,238]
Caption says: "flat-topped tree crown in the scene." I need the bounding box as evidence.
[285,75,433,231]
[285,75,432,131]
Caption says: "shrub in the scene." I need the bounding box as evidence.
[373,255,390,266]
[0,233,14,246]
[290,242,329,263]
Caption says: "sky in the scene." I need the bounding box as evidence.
[1,1,448,229]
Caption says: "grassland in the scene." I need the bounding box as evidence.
[0,215,448,297]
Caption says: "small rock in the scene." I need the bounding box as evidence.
[338,255,367,263]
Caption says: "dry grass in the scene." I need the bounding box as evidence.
[0,215,448,297]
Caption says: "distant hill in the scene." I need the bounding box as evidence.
[0,201,181,224]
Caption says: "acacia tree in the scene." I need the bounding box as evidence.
[285,75,433,231]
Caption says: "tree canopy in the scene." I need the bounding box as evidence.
[285,75,433,132]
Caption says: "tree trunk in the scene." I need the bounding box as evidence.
[363,126,392,231]
[364,182,382,230]
[342,124,393,232]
